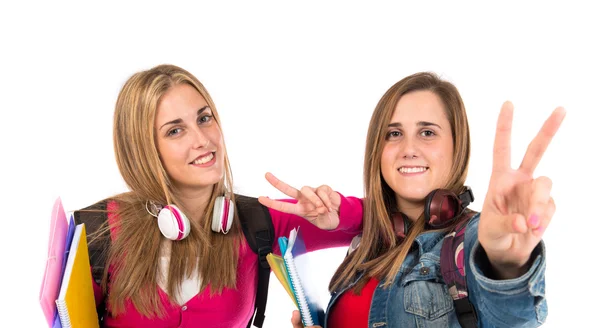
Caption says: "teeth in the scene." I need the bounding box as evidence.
[399,167,427,174]
[193,153,214,165]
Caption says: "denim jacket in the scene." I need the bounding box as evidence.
[325,213,547,328]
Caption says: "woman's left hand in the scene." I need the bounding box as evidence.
[258,172,341,230]
[291,310,322,328]
[479,101,566,279]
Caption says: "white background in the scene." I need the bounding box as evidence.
[1,1,598,327]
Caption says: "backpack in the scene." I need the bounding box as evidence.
[440,210,478,328]
[73,194,274,328]
[346,210,478,328]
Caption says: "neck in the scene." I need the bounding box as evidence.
[173,185,215,224]
[395,197,425,222]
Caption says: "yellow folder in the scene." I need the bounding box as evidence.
[55,224,100,328]
[266,253,298,307]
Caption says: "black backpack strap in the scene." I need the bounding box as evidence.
[440,210,478,328]
[73,200,111,326]
[73,200,111,285]
[236,195,274,328]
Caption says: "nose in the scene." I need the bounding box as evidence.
[191,126,210,149]
[401,136,418,159]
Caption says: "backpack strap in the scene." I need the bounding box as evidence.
[440,210,478,328]
[73,200,111,325]
[236,195,274,328]
[73,200,111,286]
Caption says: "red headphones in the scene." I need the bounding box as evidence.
[149,195,235,241]
[392,186,474,240]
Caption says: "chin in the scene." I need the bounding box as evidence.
[395,188,432,203]
[198,175,223,187]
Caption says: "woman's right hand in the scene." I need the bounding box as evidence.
[291,310,322,328]
[258,172,341,230]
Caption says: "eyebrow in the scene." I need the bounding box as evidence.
[388,121,442,129]
[159,106,210,130]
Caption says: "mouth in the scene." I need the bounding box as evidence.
[398,166,429,174]
[190,152,215,165]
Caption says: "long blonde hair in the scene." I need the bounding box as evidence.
[99,64,241,317]
[330,72,471,292]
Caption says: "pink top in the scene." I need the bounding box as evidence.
[93,194,363,328]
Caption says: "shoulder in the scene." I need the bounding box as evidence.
[464,210,481,237]
[234,193,257,203]
[234,193,274,252]
[74,195,128,241]
[74,199,111,233]
[234,194,271,221]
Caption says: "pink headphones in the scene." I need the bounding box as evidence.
[147,196,235,241]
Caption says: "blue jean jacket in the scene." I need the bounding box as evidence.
[325,214,547,328]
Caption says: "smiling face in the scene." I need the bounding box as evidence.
[154,83,225,194]
[380,90,454,210]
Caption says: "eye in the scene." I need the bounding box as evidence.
[198,114,213,124]
[167,127,182,136]
[385,130,402,140]
[420,130,435,137]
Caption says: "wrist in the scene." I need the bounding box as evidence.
[489,257,532,280]
[481,249,535,280]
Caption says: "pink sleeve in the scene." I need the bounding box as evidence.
[270,192,363,255]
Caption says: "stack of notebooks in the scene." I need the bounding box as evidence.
[267,227,325,327]
[39,198,100,328]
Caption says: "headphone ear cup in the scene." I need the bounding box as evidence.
[391,212,410,242]
[157,205,190,241]
[212,196,234,234]
[426,189,460,228]
[223,197,234,233]
[211,197,224,233]
[423,189,439,224]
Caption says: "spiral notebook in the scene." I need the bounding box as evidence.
[268,227,324,327]
[55,223,100,328]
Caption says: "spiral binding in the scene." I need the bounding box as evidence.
[56,299,72,328]
[283,254,314,326]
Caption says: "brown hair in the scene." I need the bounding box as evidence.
[97,64,241,317]
[329,72,471,292]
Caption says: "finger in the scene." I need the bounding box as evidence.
[265,172,300,199]
[510,213,528,234]
[492,101,514,173]
[315,185,335,212]
[483,213,527,238]
[258,196,300,215]
[291,310,303,328]
[300,186,326,214]
[519,107,566,175]
[533,197,555,237]
[527,176,553,229]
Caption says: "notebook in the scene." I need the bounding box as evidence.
[269,227,324,326]
[50,216,77,328]
[39,198,69,327]
[62,216,77,280]
[55,223,100,328]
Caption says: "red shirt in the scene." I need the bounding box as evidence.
[328,277,379,328]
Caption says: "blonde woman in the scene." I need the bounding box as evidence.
[79,64,363,328]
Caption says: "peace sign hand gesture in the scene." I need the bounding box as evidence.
[258,172,341,230]
[479,101,566,279]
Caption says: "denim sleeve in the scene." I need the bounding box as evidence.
[464,214,547,327]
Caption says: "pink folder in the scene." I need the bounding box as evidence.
[39,198,68,327]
